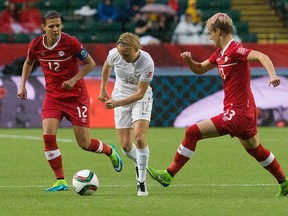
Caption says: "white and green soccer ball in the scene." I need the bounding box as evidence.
[72,169,99,196]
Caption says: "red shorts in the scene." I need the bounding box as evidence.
[211,107,258,140]
[42,94,90,127]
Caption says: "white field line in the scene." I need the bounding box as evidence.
[0,134,118,143]
[0,184,277,188]
[0,134,74,143]
[0,134,280,144]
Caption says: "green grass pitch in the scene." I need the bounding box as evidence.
[0,127,287,216]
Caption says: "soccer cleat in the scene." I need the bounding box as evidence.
[137,182,148,196]
[146,166,173,187]
[276,178,288,197]
[108,144,123,172]
[46,179,68,192]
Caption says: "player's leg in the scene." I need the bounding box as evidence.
[118,129,141,186]
[239,133,288,196]
[131,100,152,196]
[133,120,150,196]
[147,118,219,187]
[117,128,140,190]
[118,128,135,161]
[117,128,137,172]
[73,125,122,172]
[43,118,68,191]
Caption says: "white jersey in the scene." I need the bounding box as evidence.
[107,48,154,102]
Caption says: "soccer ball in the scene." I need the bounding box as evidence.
[72,169,99,196]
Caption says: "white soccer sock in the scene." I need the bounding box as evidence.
[136,146,150,183]
[121,143,137,163]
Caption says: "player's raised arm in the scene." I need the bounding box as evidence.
[17,58,35,99]
[180,51,216,75]
[247,50,280,87]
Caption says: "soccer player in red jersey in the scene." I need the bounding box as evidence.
[147,12,288,196]
[17,11,122,192]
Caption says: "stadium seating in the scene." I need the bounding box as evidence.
[75,31,120,43]
[1,0,287,43]
[62,20,83,32]
[234,21,249,34]
[197,0,231,10]
[200,9,241,22]
[0,33,10,43]
[35,0,67,11]
[12,34,32,43]
[231,0,288,43]
[0,0,5,10]
[195,0,256,42]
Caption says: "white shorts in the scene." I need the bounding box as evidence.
[114,99,153,129]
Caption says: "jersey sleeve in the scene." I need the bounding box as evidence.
[107,48,118,67]
[233,46,252,62]
[27,41,37,60]
[139,59,154,83]
[208,48,222,64]
[70,36,84,58]
[208,51,217,64]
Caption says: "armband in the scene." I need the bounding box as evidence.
[77,48,88,61]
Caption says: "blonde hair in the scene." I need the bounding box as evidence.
[205,13,233,34]
[116,32,142,51]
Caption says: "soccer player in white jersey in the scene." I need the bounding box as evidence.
[98,32,154,196]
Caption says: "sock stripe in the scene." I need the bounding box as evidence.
[259,152,275,167]
[95,141,103,153]
[45,149,60,160]
[177,144,194,158]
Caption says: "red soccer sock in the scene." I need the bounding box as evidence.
[43,134,64,179]
[246,144,286,183]
[88,139,112,156]
[167,124,202,176]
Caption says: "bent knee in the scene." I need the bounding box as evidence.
[185,124,202,141]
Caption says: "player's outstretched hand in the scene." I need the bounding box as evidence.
[180,51,192,60]
[17,88,27,99]
[98,89,110,102]
[269,74,281,87]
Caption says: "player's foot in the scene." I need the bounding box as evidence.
[109,144,123,172]
[146,166,172,187]
[276,178,288,197]
[137,182,148,196]
[46,179,68,192]
[135,165,148,196]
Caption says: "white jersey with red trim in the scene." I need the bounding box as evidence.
[107,48,154,102]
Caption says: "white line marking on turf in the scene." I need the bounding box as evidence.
[0,184,278,188]
[169,184,277,187]
[0,134,118,143]
[0,134,74,143]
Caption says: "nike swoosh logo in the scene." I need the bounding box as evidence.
[157,175,164,181]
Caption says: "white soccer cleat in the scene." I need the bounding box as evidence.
[137,181,148,196]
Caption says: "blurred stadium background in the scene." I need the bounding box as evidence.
[0,0,287,128]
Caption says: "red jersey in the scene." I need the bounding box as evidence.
[209,40,256,110]
[27,33,88,99]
